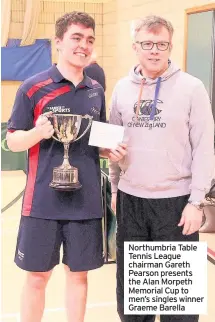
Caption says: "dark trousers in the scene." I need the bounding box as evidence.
[116,190,199,322]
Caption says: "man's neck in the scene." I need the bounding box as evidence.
[56,60,84,86]
[140,63,169,79]
[89,60,97,65]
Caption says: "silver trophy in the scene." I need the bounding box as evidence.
[49,114,93,191]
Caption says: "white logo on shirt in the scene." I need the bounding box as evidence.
[46,106,70,113]
[90,107,100,115]
[89,92,98,98]
[18,249,24,261]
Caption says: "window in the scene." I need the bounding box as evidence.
[184,5,215,118]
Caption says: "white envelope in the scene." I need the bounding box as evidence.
[88,121,125,149]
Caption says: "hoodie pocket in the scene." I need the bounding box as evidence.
[121,148,181,190]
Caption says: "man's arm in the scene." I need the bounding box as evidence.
[179,81,214,235]
[7,112,54,152]
[6,87,52,151]
[108,85,124,195]
[99,143,127,162]
[189,81,214,202]
[7,128,43,152]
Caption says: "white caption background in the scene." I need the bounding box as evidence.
[124,242,207,315]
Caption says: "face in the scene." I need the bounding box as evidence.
[133,26,172,78]
[55,23,95,68]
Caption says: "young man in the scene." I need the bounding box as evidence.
[109,15,214,322]
[6,12,126,322]
[84,50,106,91]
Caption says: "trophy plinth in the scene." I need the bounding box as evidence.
[48,114,92,191]
[49,166,82,191]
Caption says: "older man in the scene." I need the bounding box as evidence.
[109,15,214,322]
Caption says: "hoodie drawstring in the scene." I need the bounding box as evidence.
[135,77,162,121]
[135,78,145,117]
[150,77,162,121]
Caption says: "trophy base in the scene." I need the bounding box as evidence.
[49,166,82,191]
[49,181,82,191]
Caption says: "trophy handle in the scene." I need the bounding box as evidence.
[73,115,93,142]
[52,135,61,142]
[46,114,62,142]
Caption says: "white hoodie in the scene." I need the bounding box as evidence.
[109,62,214,201]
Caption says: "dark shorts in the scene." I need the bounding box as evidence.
[116,191,199,322]
[15,216,104,272]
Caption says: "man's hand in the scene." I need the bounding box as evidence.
[109,143,127,162]
[111,192,117,214]
[178,203,204,235]
[100,143,127,162]
[35,112,54,140]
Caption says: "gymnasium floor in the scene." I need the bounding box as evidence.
[1,171,215,322]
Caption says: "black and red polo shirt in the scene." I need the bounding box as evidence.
[7,64,106,220]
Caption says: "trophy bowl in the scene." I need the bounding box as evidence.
[49,113,93,191]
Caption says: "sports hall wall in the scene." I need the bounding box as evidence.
[1,0,104,123]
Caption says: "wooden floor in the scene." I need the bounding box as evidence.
[1,171,215,322]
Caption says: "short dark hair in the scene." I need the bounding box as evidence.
[55,11,95,39]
